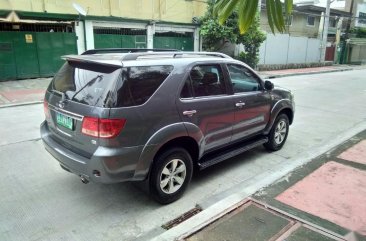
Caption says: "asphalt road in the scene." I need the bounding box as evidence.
[1,69,366,241]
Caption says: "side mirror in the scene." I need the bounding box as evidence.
[264,80,274,91]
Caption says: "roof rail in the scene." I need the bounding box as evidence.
[82,48,179,55]
[121,51,232,61]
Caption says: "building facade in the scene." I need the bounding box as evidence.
[0,0,205,80]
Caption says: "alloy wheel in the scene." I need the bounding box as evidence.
[274,120,287,145]
[160,159,187,194]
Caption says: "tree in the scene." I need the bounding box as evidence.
[214,0,293,34]
[200,1,266,68]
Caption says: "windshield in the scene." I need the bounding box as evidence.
[48,62,121,107]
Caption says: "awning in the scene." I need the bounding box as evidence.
[0,10,74,24]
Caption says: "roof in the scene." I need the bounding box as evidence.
[62,50,234,68]
[294,5,352,17]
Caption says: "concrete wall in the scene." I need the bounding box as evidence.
[259,33,321,64]
[287,36,308,63]
[0,0,206,24]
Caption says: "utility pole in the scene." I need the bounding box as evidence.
[320,0,331,62]
[340,0,354,64]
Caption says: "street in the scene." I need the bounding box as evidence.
[1,69,366,241]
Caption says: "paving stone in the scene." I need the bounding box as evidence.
[285,226,336,241]
[338,140,366,165]
[276,161,366,235]
[186,204,290,241]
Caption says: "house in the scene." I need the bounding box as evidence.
[260,4,351,39]
[0,0,205,80]
[258,2,351,65]
[344,0,366,64]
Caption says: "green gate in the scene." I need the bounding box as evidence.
[0,23,77,81]
[36,32,77,77]
[94,35,147,49]
[93,28,147,49]
[153,36,194,51]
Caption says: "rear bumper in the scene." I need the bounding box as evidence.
[40,121,145,183]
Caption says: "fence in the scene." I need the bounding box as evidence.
[259,34,321,65]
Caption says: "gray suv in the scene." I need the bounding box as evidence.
[41,49,294,204]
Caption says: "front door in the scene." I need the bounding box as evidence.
[226,64,271,142]
[177,64,235,153]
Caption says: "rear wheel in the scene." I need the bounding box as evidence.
[149,147,193,204]
[264,114,289,151]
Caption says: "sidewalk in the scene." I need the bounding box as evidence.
[259,64,357,79]
[0,65,360,108]
[179,130,366,241]
[0,77,51,108]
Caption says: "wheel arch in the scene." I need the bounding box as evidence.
[154,136,199,166]
[264,99,294,135]
[133,123,201,180]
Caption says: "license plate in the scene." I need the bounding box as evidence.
[56,112,73,130]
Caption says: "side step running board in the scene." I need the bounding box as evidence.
[198,137,268,170]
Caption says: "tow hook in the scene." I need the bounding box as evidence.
[80,175,89,184]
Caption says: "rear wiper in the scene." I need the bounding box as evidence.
[70,75,104,101]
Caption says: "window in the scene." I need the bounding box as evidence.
[329,18,337,28]
[307,16,315,26]
[49,62,121,107]
[286,15,293,26]
[227,64,261,93]
[116,65,173,107]
[182,65,226,98]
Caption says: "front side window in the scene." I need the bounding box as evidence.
[187,65,226,97]
[227,64,261,93]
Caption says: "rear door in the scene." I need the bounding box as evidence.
[177,63,235,153]
[225,64,271,142]
[45,60,121,157]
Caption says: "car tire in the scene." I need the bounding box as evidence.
[149,147,193,204]
[264,114,289,151]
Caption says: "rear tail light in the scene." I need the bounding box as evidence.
[81,117,126,139]
[43,99,50,119]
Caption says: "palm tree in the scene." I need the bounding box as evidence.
[214,0,293,34]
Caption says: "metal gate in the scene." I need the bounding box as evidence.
[0,22,77,81]
[93,27,147,49]
[325,46,335,61]
[153,32,194,51]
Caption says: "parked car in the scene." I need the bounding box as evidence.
[40,49,295,204]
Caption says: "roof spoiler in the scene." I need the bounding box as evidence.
[62,55,122,67]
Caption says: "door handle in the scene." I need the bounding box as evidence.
[183,110,197,116]
[235,102,245,107]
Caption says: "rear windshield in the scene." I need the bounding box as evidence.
[49,62,173,107]
[48,61,121,107]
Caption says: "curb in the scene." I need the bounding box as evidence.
[0,100,43,109]
[260,68,353,79]
[149,120,366,241]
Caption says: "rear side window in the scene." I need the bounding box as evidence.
[49,62,121,106]
[115,65,173,107]
[180,64,226,98]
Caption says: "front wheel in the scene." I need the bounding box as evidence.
[264,114,289,151]
[149,147,193,204]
